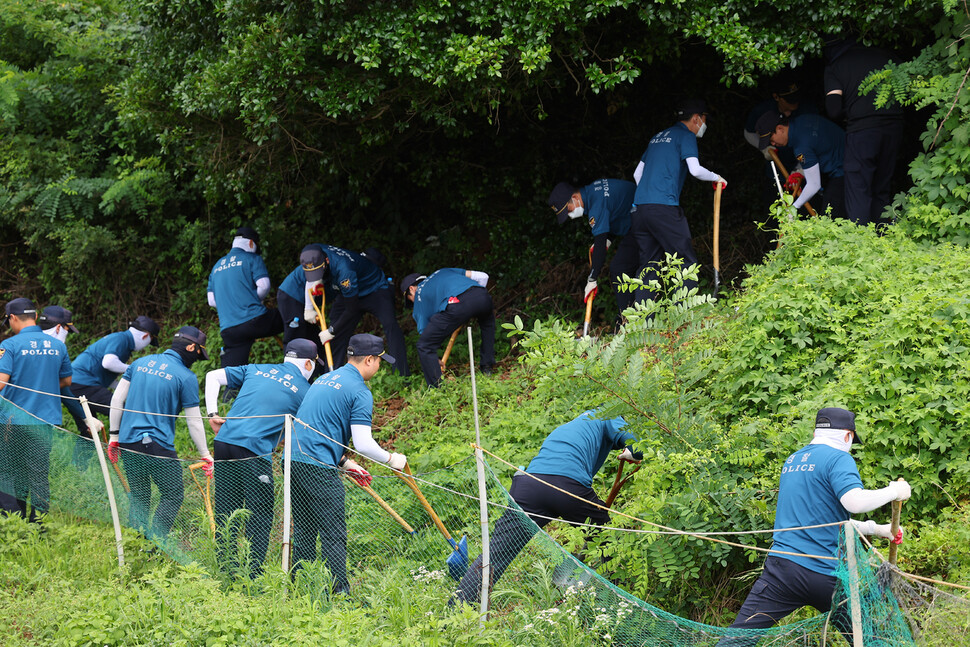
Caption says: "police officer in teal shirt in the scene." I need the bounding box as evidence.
[548,178,639,321]
[400,268,495,387]
[204,338,318,578]
[721,408,911,646]
[108,326,213,540]
[631,100,727,305]
[290,334,407,593]
[0,298,92,520]
[453,410,640,605]
[300,244,408,376]
[207,227,283,368]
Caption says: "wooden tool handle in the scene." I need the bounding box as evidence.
[360,482,415,534]
[888,477,905,565]
[440,328,461,370]
[309,286,335,370]
[713,183,722,273]
[399,464,453,542]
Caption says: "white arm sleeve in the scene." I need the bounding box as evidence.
[207,291,217,308]
[204,369,228,416]
[633,160,645,185]
[304,280,322,312]
[101,353,128,375]
[350,423,391,464]
[840,486,900,514]
[793,164,822,208]
[686,157,720,182]
[185,406,211,459]
[255,276,271,300]
[108,378,130,433]
[849,519,877,536]
[466,271,489,288]
[743,129,760,149]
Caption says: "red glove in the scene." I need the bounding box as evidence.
[784,172,804,191]
[344,459,372,487]
[108,441,120,464]
[200,456,214,479]
[892,528,904,545]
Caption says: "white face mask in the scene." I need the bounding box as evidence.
[568,206,585,220]
[284,357,314,381]
[810,428,853,453]
[43,325,68,344]
[695,121,707,138]
[130,327,151,351]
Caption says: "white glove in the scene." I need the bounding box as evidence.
[762,146,776,160]
[304,308,318,325]
[319,328,335,345]
[873,523,904,541]
[343,459,372,487]
[618,447,639,463]
[890,479,912,501]
[584,280,598,301]
[387,452,407,471]
[86,418,104,437]
[714,176,728,189]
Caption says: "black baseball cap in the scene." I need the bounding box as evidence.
[300,245,328,282]
[173,326,209,360]
[130,315,161,346]
[38,306,80,333]
[347,333,395,365]
[285,338,327,368]
[676,99,708,119]
[755,112,785,150]
[400,273,425,294]
[816,407,861,444]
[235,226,260,245]
[5,298,37,317]
[548,182,577,225]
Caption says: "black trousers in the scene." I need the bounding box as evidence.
[844,122,904,226]
[416,286,495,387]
[609,234,641,315]
[278,290,320,346]
[328,288,409,376]
[0,424,51,519]
[718,555,850,646]
[220,308,284,368]
[291,461,348,593]
[213,440,275,578]
[452,473,610,605]
[816,175,847,222]
[629,204,699,305]
[119,439,183,540]
[69,382,113,468]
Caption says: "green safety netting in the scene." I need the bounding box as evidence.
[3,394,967,646]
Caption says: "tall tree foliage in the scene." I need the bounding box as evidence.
[115,0,941,215]
[0,0,206,327]
[864,4,970,242]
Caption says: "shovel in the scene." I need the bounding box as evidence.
[713,182,722,296]
[396,463,469,579]
[582,244,596,338]
[605,458,641,508]
[439,328,461,372]
[309,285,335,371]
[189,461,216,537]
[342,472,416,536]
